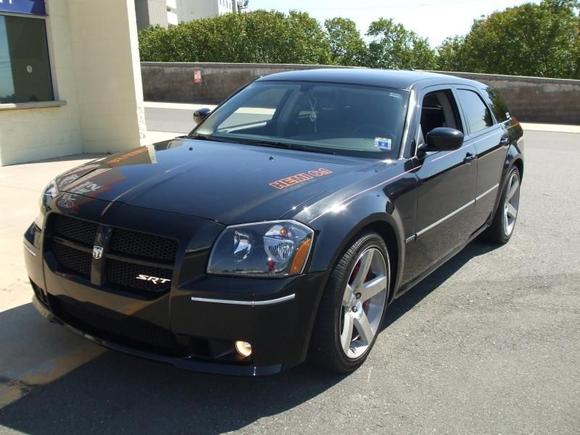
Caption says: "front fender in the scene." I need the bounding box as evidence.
[298,190,407,299]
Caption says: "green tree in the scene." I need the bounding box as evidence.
[366,18,437,69]
[437,0,580,78]
[436,36,467,71]
[138,10,332,64]
[324,17,367,65]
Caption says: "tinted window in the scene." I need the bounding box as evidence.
[457,89,493,134]
[484,88,511,123]
[420,90,461,138]
[219,86,285,129]
[0,15,53,103]
[197,81,409,158]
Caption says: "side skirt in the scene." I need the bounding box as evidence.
[391,223,489,301]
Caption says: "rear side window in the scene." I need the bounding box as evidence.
[457,89,493,134]
[484,88,511,123]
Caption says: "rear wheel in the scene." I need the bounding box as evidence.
[485,166,521,244]
[310,232,390,373]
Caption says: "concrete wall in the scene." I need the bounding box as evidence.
[141,62,580,124]
[0,0,146,166]
[141,62,340,104]
[444,71,580,125]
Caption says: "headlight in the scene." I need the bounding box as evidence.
[207,220,314,277]
[34,180,58,228]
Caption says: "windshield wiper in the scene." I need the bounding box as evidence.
[237,138,337,155]
[189,134,337,155]
[188,133,230,142]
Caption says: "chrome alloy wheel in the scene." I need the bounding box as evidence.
[503,171,521,237]
[340,247,388,359]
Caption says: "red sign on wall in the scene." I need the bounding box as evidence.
[193,70,203,84]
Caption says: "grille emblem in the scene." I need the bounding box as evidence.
[136,274,171,284]
[92,245,103,260]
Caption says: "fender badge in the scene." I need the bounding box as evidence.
[269,168,333,190]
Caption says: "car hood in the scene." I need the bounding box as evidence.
[54,138,390,224]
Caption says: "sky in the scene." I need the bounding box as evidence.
[248,0,541,46]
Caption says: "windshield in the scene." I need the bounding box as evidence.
[194,81,409,158]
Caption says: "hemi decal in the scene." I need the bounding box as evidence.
[269,168,333,190]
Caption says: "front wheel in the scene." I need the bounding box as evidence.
[485,166,521,244]
[309,232,390,373]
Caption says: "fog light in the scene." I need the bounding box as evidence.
[234,340,252,358]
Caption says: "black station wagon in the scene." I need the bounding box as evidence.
[25,69,523,375]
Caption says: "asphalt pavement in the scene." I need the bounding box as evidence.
[0,121,579,434]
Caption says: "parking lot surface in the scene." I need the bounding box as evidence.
[0,129,579,434]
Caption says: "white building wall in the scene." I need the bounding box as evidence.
[176,0,232,22]
[0,1,82,166]
[67,0,146,154]
[0,0,145,166]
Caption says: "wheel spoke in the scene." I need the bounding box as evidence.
[503,209,509,230]
[353,311,373,345]
[507,177,519,200]
[341,311,355,353]
[351,250,373,290]
[339,246,388,360]
[507,203,517,219]
[343,284,354,306]
[360,275,387,302]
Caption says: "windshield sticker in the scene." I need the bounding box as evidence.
[270,168,333,190]
[374,137,392,151]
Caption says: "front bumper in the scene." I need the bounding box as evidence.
[31,294,295,376]
[25,215,328,376]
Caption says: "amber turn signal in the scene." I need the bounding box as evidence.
[290,238,312,275]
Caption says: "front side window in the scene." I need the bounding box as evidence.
[457,89,493,134]
[0,15,53,103]
[195,81,409,158]
[419,89,462,140]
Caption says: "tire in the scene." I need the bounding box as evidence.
[309,232,390,373]
[484,166,521,244]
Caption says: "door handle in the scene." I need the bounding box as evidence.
[500,136,510,145]
[464,152,476,163]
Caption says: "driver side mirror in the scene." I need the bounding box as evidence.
[193,108,212,125]
[420,127,464,153]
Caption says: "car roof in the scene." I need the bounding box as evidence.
[257,68,482,90]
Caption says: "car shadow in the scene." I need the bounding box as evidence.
[0,240,499,435]
[383,240,500,331]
